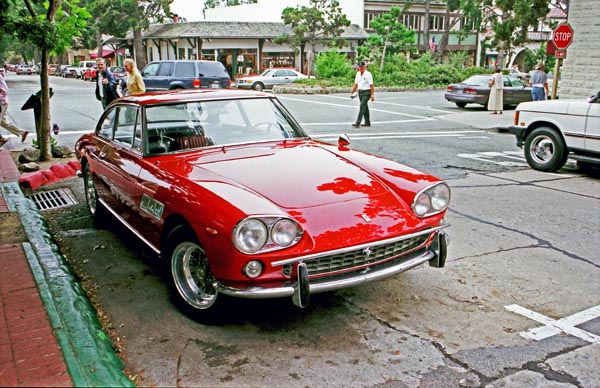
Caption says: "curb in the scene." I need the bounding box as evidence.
[2,180,134,387]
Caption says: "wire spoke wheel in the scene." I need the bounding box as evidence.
[171,241,217,310]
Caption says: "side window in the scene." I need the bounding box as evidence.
[157,62,173,76]
[98,109,116,139]
[175,62,195,77]
[274,70,285,77]
[143,63,160,76]
[114,106,139,149]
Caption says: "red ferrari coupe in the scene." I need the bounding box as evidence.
[75,89,450,320]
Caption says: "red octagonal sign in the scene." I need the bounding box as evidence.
[553,23,574,50]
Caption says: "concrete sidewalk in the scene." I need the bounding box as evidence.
[0,149,133,387]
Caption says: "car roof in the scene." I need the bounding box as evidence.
[117,89,272,106]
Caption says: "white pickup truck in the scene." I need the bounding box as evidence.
[508,92,600,172]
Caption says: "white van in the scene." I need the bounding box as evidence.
[75,60,96,79]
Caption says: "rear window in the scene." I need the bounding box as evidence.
[198,62,228,77]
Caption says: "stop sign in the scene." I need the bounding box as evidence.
[553,23,574,50]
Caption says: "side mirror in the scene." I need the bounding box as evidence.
[338,134,351,150]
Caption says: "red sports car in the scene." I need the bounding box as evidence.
[75,90,450,321]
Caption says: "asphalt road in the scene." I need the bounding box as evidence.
[5,73,600,388]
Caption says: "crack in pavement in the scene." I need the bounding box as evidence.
[448,208,599,269]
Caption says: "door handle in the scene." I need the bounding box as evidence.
[99,151,106,159]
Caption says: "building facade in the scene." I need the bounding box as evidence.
[558,0,600,99]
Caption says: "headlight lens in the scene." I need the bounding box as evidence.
[271,219,297,246]
[233,216,303,254]
[412,182,451,217]
[233,218,268,253]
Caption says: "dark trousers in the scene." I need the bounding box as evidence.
[355,90,371,125]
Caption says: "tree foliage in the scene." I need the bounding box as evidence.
[203,0,256,8]
[357,6,415,70]
[1,0,91,161]
[458,0,551,67]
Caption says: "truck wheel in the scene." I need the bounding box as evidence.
[524,126,568,172]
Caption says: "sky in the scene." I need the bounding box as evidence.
[171,0,205,22]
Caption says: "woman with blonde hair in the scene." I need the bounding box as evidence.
[123,58,145,95]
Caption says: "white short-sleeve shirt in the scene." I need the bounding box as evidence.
[354,70,373,91]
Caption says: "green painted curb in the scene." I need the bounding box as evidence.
[3,182,134,387]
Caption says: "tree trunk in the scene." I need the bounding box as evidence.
[38,48,52,161]
[134,28,146,69]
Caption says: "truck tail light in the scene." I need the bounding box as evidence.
[193,78,201,88]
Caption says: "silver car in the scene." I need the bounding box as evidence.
[445,74,533,108]
[236,68,307,91]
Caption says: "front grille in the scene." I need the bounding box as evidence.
[283,233,430,277]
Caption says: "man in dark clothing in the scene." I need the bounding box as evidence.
[95,59,119,109]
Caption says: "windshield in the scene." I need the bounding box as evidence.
[259,69,275,77]
[144,97,308,155]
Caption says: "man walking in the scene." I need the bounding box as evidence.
[95,59,119,109]
[0,70,28,147]
[350,61,375,127]
[529,62,549,101]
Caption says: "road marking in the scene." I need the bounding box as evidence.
[311,130,483,141]
[506,304,600,343]
[322,94,455,114]
[278,96,435,120]
[458,151,529,167]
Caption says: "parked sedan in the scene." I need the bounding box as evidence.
[75,89,450,321]
[508,92,600,172]
[82,66,97,81]
[445,74,532,108]
[61,66,78,78]
[109,66,126,78]
[236,68,307,91]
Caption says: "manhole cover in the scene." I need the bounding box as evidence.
[29,188,77,211]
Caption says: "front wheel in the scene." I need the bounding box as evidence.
[252,82,264,91]
[524,127,568,172]
[165,225,221,321]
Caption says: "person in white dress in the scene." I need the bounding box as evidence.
[488,68,504,114]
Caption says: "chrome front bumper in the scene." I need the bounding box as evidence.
[217,228,449,307]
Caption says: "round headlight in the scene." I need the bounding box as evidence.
[271,219,297,246]
[431,184,450,211]
[413,194,431,217]
[243,260,263,278]
[233,219,268,253]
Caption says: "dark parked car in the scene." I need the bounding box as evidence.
[141,60,231,91]
[445,74,533,108]
[74,89,450,321]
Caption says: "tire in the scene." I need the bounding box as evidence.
[524,127,568,172]
[455,102,467,108]
[165,225,221,321]
[82,163,107,224]
[252,82,264,91]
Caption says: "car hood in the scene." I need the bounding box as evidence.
[517,99,595,115]
[162,142,413,211]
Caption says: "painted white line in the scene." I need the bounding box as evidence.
[278,96,433,120]
[457,153,528,167]
[311,130,482,137]
[300,118,433,126]
[322,94,454,114]
[506,304,600,343]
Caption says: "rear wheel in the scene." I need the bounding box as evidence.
[524,127,568,172]
[82,163,107,224]
[455,102,467,108]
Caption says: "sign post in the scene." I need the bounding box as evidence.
[551,23,574,100]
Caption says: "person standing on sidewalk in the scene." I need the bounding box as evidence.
[350,61,375,127]
[123,58,145,96]
[0,70,29,147]
[95,58,119,109]
[529,62,549,101]
[487,68,504,115]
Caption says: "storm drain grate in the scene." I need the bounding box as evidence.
[29,188,77,211]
